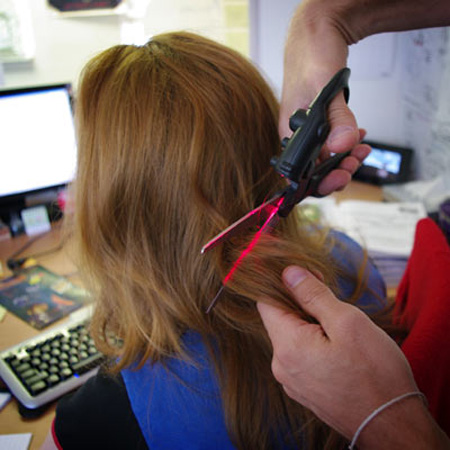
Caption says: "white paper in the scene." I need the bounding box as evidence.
[0,433,32,450]
[0,391,11,410]
[337,201,426,256]
[21,205,51,236]
[300,198,427,257]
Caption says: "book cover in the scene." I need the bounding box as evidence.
[0,265,89,329]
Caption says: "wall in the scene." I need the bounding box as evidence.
[2,0,248,90]
[2,2,122,88]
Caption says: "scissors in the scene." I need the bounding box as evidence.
[201,68,352,313]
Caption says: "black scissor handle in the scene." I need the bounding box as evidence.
[271,68,350,185]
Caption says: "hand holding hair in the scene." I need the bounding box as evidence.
[257,266,450,449]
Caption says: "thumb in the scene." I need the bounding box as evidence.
[283,266,347,330]
[324,93,359,153]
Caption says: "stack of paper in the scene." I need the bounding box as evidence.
[382,175,450,213]
[299,198,427,288]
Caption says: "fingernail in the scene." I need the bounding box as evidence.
[283,266,308,289]
[327,126,356,146]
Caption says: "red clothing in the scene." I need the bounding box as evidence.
[396,218,450,436]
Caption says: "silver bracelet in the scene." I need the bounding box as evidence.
[348,391,428,449]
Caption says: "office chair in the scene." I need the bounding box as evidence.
[395,218,450,436]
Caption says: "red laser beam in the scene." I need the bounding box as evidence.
[223,199,282,283]
[206,196,284,313]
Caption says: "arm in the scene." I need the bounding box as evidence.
[281,0,450,194]
[257,266,450,449]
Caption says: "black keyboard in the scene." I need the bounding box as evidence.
[0,309,106,412]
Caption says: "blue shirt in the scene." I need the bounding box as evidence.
[122,231,386,449]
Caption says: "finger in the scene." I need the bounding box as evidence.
[282,266,347,330]
[257,301,309,343]
[359,128,367,141]
[352,142,371,163]
[324,94,360,153]
[317,170,351,196]
[337,155,360,175]
[317,144,371,195]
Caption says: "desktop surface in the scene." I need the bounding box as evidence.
[0,223,82,449]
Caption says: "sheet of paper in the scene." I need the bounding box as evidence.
[0,433,32,450]
[0,391,11,410]
[337,201,427,256]
[299,198,427,257]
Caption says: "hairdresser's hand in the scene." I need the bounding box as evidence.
[281,0,450,196]
[257,266,450,449]
[280,0,369,196]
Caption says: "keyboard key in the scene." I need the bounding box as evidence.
[20,369,37,380]
[16,362,31,373]
[39,362,49,371]
[7,357,21,368]
[49,366,59,374]
[60,368,73,380]
[47,374,60,386]
[72,354,105,375]
[31,358,41,367]
[31,349,41,358]
[49,357,59,367]
[29,380,47,396]
[25,371,49,386]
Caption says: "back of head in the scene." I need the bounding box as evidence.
[74,31,303,352]
[72,31,340,449]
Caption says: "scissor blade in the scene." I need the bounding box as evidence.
[205,196,283,313]
[201,193,283,254]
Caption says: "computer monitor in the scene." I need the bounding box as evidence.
[0,83,77,229]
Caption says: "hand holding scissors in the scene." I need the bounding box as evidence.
[202,68,352,313]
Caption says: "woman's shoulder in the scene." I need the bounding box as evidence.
[327,229,387,310]
[54,368,147,449]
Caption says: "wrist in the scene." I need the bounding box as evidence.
[299,0,450,45]
[356,394,449,450]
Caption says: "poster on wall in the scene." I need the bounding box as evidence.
[47,0,126,16]
[0,0,34,63]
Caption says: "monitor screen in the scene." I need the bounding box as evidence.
[354,140,413,185]
[363,147,402,175]
[0,84,77,201]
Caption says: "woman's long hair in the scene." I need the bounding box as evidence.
[72,32,394,449]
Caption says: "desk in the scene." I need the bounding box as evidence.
[0,181,383,449]
[333,180,383,203]
[0,224,82,449]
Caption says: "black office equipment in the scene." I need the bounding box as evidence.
[354,140,413,185]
